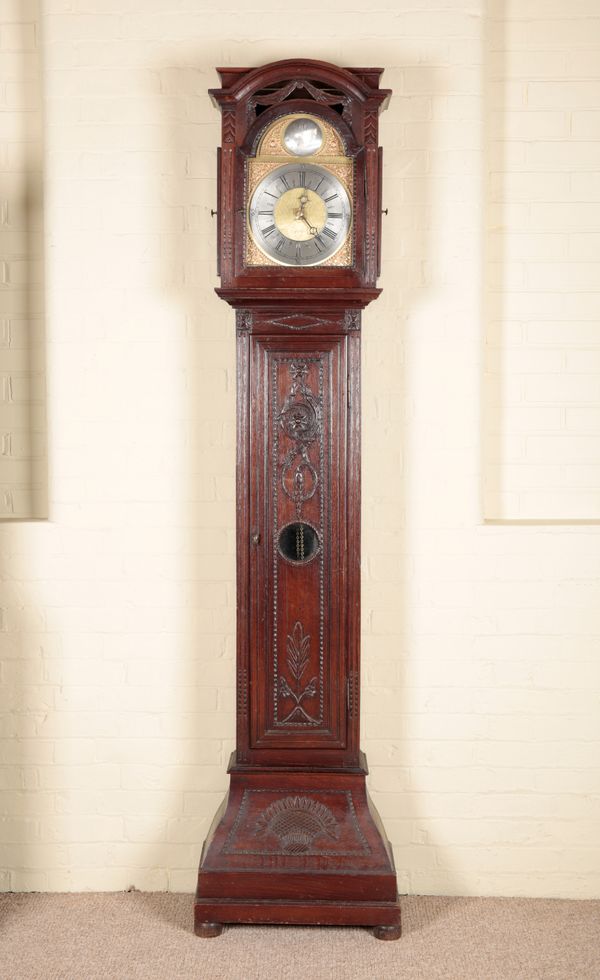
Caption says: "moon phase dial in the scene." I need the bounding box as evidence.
[248,164,352,267]
[283,117,324,156]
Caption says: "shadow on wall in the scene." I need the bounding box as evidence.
[147,51,236,899]
[363,53,434,898]
[1,2,48,521]
[1,2,49,897]
[483,0,518,524]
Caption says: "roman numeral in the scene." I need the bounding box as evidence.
[258,210,273,215]
[314,236,325,252]
[262,224,276,237]
[275,239,284,252]
[324,193,338,202]
[295,244,302,263]
[265,191,278,199]
[328,212,343,219]
[280,175,290,190]
[322,226,337,240]
[298,171,305,186]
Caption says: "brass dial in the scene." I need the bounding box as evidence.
[274,188,327,241]
[248,163,352,267]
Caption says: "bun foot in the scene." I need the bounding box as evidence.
[373,922,401,941]
[195,921,224,938]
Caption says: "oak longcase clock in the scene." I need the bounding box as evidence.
[194,59,400,940]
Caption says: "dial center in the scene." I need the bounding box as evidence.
[274,188,327,242]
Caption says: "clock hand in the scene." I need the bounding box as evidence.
[294,192,310,220]
[299,213,318,236]
[292,192,318,236]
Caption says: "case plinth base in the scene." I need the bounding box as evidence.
[194,761,401,939]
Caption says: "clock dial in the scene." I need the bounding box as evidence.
[248,164,352,267]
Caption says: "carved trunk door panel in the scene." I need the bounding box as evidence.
[249,335,348,750]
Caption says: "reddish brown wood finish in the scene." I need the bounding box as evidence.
[195,60,399,940]
[208,59,391,300]
[194,763,400,933]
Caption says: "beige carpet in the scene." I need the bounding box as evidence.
[0,892,598,980]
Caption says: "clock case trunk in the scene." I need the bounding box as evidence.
[195,61,400,939]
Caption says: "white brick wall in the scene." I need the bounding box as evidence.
[0,0,599,898]
[484,0,600,519]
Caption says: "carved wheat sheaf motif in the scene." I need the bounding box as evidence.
[279,621,318,724]
[254,796,340,854]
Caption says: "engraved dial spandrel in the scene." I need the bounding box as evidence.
[248,163,352,267]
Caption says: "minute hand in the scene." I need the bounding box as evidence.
[300,214,318,236]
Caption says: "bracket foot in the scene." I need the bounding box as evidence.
[195,922,224,938]
[373,922,401,941]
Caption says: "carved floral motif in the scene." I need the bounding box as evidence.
[273,357,325,729]
[279,621,318,725]
[278,360,322,518]
[236,310,253,332]
[344,310,361,331]
[220,789,371,858]
[254,795,340,854]
[250,78,350,116]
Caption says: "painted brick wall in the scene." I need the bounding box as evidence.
[0,0,599,898]
[0,0,46,518]
[484,0,600,519]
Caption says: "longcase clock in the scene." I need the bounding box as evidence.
[194,59,400,940]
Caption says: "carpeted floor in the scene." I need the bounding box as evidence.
[0,892,598,980]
